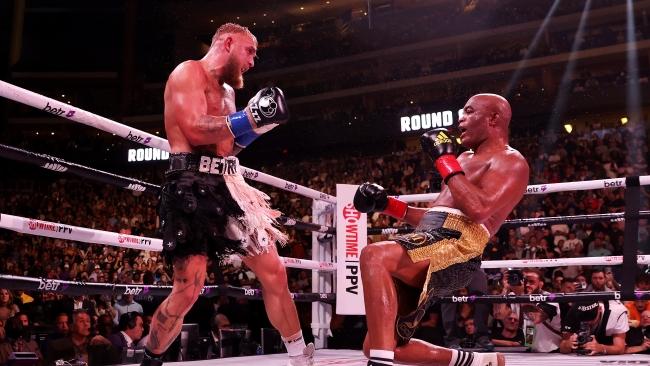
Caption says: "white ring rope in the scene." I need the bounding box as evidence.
[481,256,650,269]
[0,213,336,272]
[0,80,335,204]
[396,177,650,202]
[2,213,644,271]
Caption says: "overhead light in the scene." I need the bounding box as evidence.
[156,131,160,135]
[35,132,39,135]
[364,11,367,15]
[51,132,55,135]
[620,116,628,125]
[210,19,214,23]
[563,123,573,134]
[326,0,330,3]
[263,13,267,17]
[409,100,414,104]
[253,22,256,25]
[61,94,65,98]
[236,16,240,20]
[271,20,275,24]
[300,6,304,10]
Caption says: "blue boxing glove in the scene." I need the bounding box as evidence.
[228,87,289,145]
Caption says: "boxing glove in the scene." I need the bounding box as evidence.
[353,182,408,219]
[234,123,279,148]
[420,128,464,183]
[228,87,289,138]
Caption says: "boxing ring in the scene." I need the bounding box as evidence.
[1,80,650,365]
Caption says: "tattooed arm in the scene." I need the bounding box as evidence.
[164,61,235,147]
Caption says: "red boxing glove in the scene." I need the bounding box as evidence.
[383,196,408,219]
[435,155,464,183]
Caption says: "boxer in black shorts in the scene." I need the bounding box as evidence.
[141,23,313,366]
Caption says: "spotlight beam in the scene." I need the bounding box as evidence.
[543,0,592,154]
[505,0,561,98]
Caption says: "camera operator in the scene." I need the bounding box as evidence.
[625,310,650,354]
[493,269,525,323]
[560,301,629,355]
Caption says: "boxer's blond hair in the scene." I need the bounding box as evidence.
[211,23,256,47]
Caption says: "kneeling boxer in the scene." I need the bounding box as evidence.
[355,94,529,366]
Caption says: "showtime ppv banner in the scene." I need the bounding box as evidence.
[336,184,367,315]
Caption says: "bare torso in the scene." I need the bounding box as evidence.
[433,147,526,235]
[164,60,236,156]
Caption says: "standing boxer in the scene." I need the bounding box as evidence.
[141,23,313,366]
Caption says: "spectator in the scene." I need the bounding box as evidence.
[96,314,115,338]
[521,269,562,352]
[206,313,232,359]
[442,270,494,350]
[459,318,477,349]
[491,309,524,347]
[587,238,612,257]
[522,302,562,352]
[587,269,615,292]
[0,290,19,322]
[65,295,97,318]
[0,315,43,365]
[493,269,525,332]
[625,310,650,354]
[45,309,120,366]
[108,312,144,363]
[45,313,71,348]
[113,295,143,326]
[137,314,153,348]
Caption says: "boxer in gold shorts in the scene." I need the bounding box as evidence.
[354,94,529,366]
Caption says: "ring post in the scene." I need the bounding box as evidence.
[622,176,641,298]
[311,199,334,349]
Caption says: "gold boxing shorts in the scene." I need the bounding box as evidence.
[394,207,489,343]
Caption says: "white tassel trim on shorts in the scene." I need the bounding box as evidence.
[223,174,288,255]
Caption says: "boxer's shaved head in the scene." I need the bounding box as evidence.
[470,93,512,131]
[458,93,512,149]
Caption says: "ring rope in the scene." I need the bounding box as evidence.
[368,211,650,236]
[0,143,159,193]
[0,80,336,203]
[395,176,650,203]
[0,273,645,304]
[0,213,336,271]
[0,143,337,235]
[0,274,335,304]
[4,212,646,270]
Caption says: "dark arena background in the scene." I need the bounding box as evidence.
[0,0,650,365]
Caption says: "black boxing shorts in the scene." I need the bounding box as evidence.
[158,153,287,262]
[393,207,489,344]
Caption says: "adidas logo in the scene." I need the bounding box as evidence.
[434,131,452,146]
